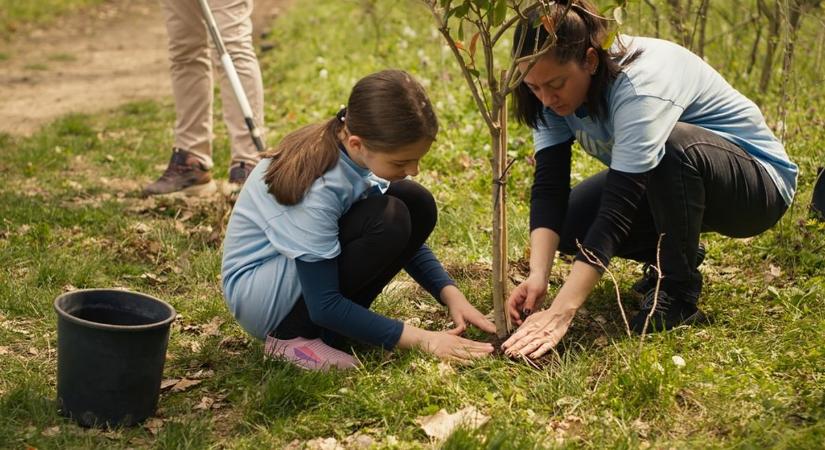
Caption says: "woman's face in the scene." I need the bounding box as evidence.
[519,48,597,116]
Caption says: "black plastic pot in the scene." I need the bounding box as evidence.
[812,167,825,220]
[54,289,176,427]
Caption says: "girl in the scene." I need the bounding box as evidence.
[222,70,495,370]
[502,0,797,359]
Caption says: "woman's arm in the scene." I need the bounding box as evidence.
[503,168,651,358]
[506,140,572,325]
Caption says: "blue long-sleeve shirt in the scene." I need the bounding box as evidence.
[295,244,455,350]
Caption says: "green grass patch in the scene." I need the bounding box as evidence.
[0,0,104,40]
[0,0,823,448]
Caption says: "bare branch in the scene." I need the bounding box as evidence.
[640,233,665,345]
[491,2,541,46]
[575,240,632,338]
[423,2,495,129]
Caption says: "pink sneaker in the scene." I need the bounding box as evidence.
[264,336,359,371]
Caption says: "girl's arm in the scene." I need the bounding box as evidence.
[295,258,493,360]
[404,245,496,334]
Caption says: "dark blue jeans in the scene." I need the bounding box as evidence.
[557,123,788,302]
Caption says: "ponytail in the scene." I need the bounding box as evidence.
[262,117,343,206]
[262,70,438,205]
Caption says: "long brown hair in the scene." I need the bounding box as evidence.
[512,0,641,127]
[263,69,438,205]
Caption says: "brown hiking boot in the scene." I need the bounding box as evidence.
[228,161,256,187]
[143,148,216,197]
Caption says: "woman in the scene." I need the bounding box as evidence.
[502,0,797,359]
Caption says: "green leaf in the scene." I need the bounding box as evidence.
[492,0,507,26]
[468,68,481,77]
[450,2,470,19]
[602,29,617,50]
[613,6,624,25]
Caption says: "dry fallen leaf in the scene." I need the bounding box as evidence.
[343,433,375,449]
[189,369,215,380]
[416,406,490,441]
[193,396,214,411]
[41,425,60,437]
[305,437,344,450]
[0,346,9,355]
[160,379,179,391]
[201,317,224,336]
[170,378,202,393]
[131,222,151,234]
[546,415,584,444]
[765,264,782,282]
[143,417,164,435]
[437,361,455,377]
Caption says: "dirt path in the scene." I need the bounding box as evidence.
[0,0,287,136]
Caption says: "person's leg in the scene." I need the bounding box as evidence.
[272,180,437,349]
[557,170,660,263]
[338,180,438,306]
[160,0,214,166]
[646,123,787,301]
[145,0,216,196]
[632,122,787,332]
[211,0,265,173]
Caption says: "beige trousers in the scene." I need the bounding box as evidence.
[160,0,265,168]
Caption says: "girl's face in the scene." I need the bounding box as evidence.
[519,48,597,116]
[346,135,432,182]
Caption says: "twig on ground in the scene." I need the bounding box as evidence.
[640,233,665,348]
[575,240,631,338]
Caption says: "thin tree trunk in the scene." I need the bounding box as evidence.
[696,0,710,57]
[666,0,692,46]
[643,0,661,37]
[491,95,508,337]
[747,6,764,75]
[759,0,782,93]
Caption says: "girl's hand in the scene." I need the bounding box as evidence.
[441,285,497,335]
[506,272,549,326]
[422,330,494,362]
[501,305,575,359]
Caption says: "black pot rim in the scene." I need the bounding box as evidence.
[54,288,176,332]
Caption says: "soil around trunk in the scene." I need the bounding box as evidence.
[0,0,290,136]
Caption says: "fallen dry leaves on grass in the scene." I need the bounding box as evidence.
[416,406,490,440]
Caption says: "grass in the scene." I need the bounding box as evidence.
[0,0,104,40]
[1,0,824,448]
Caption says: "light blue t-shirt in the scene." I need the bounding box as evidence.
[221,151,389,340]
[533,35,798,205]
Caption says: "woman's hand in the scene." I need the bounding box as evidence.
[441,285,496,335]
[506,272,549,326]
[501,305,575,359]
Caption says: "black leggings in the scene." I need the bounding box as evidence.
[557,123,788,301]
[274,179,437,340]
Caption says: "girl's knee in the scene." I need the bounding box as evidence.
[388,180,437,231]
